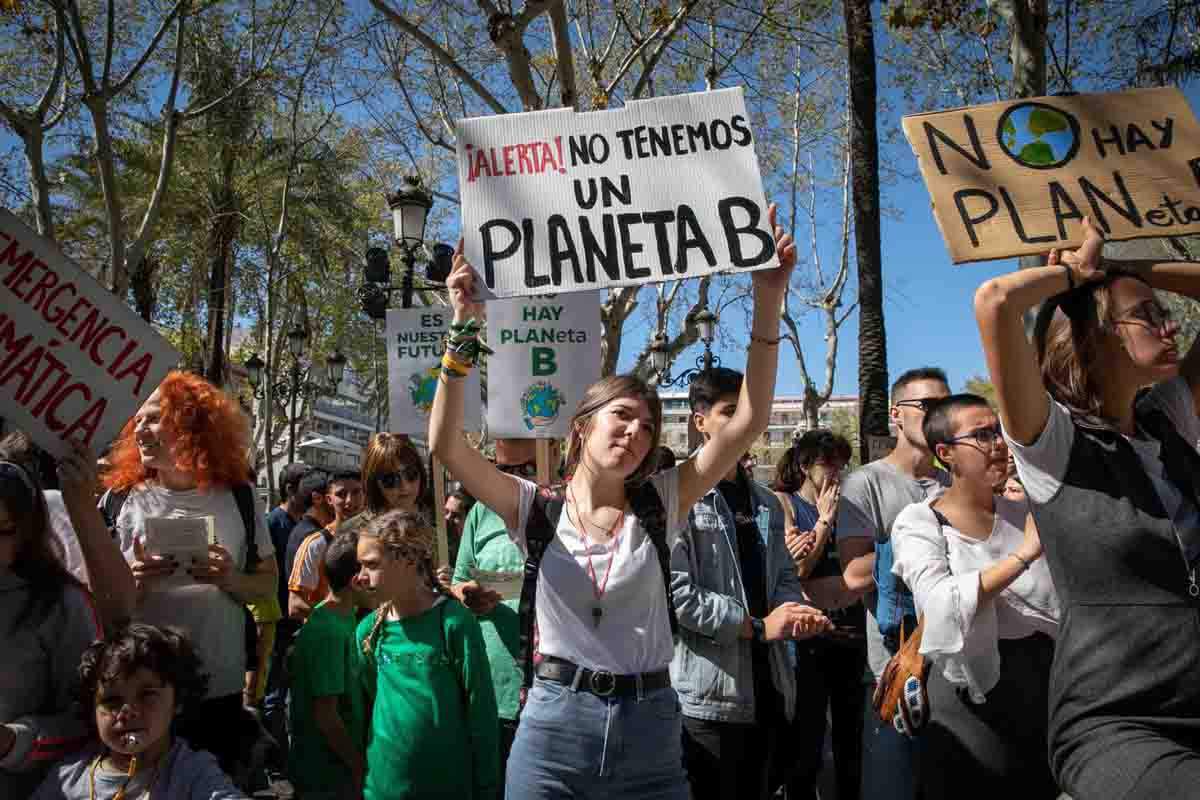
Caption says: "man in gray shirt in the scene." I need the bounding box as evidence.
[836,367,950,800]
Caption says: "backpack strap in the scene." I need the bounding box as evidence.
[231,483,261,572]
[98,488,128,537]
[518,486,564,703]
[628,480,679,637]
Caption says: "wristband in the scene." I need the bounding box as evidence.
[1063,264,1075,291]
[1011,552,1032,572]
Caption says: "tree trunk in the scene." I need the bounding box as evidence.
[205,178,240,387]
[130,254,157,321]
[23,127,56,242]
[844,0,889,461]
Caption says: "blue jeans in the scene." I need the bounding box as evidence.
[505,677,688,800]
[860,683,922,800]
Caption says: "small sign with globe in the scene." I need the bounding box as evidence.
[903,87,1200,263]
[385,307,481,434]
[521,382,565,431]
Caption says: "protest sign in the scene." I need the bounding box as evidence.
[485,292,602,437]
[386,307,480,434]
[0,210,180,459]
[902,87,1200,263]
[457,87,779,298]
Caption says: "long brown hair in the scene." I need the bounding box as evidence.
[0,433,82,632]
[562,374,663,487]
[1033,272,1147,422]
[359,510,444,659]
[360,433,429,514]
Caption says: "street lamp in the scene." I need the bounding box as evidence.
[243,339,346,465]
[650,308,721,388]
[357,175,448,430]
[386,175,433,310]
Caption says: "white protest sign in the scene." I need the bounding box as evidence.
[386,307,481,435]
[486,292,602,437]
[457,87,779,298]
[0,210,180,459]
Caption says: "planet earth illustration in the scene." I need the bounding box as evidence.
[522,382,564,431]
[998,103,1079,169]
[408,365,441,414]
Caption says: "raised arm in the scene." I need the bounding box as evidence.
[428,246,522,532]
[677,204,796,516]
[973,218,1105,445]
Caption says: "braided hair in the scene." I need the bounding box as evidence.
[359,509,446,659]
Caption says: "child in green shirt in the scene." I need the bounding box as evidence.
[288,532,367,800]
[355,510,500,800]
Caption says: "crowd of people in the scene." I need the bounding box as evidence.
[3,213,1200,799]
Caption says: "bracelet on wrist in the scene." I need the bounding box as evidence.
[1011,552,1032,572]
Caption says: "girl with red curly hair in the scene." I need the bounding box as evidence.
[101,371,277,774]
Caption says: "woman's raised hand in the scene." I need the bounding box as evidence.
[816,479,841,524]
[1058,216,1107,285]
[750,203,797,296]
[448,238,486,323]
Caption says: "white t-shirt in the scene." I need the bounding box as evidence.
[114,482,267,699]
[1006,377,1200,564]
[892,496,1059,703]
[511,469,682,675]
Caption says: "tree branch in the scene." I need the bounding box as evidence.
[36,7,69,119]
[111,0,187,96]
[548,0,578,109]
[628,0,697,99]
[101,0,115,87]
[371,0,509,114]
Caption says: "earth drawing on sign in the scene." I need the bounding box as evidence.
[408,365,441,415]
[521,381,564,431]
[998,103,1080,169]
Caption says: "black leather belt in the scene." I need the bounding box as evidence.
[536,656,671,698]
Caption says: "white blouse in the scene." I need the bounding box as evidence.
[511,469,682,675]
[891,496,1059,703]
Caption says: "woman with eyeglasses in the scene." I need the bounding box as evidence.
[0,435,107,798]
[975,217,1200,799]
[891,394,1059,798]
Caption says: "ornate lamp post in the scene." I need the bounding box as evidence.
[650,308,720,387]
[244,334,346,464]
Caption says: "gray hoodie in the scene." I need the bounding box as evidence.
[31,739,250,799]
[0,570,100,799]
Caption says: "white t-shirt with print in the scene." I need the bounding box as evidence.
[511,468,683,675]
[115,482,267,699]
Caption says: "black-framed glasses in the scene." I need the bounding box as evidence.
[894,397,942,413]
[946,424,1005,451]
[378,465,423,488]
[1114,300,1173,335]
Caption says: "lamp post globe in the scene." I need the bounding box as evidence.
[327,349,348,389]
[386,175,433,247]
[287,324,308,359]
[243,352,264,390]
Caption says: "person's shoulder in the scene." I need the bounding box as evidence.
[167,740,244,798]
[749,481,782,512]
[892,499,937,532]
[441,596,480,630]
[355,608,380,642]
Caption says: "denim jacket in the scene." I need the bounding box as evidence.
[668,467,807,724]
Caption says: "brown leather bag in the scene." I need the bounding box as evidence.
[871,614,932,736]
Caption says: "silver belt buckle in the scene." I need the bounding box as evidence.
[589,669,616,697]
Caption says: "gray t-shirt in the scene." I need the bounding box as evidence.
[836,459,949,679]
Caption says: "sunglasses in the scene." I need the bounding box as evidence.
[894,397,942,413]
[378,466,423,488]
[946,423,1005,451]
[497,462,537,479]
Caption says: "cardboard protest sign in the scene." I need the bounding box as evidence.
[457,87,779,298]
[386,307,480,434]
[486,292,602,437]
[0,210,180,459]
[902,87,1200,263]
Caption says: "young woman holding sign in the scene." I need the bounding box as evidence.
[429,206,831,799]
[976,217,1200,799]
